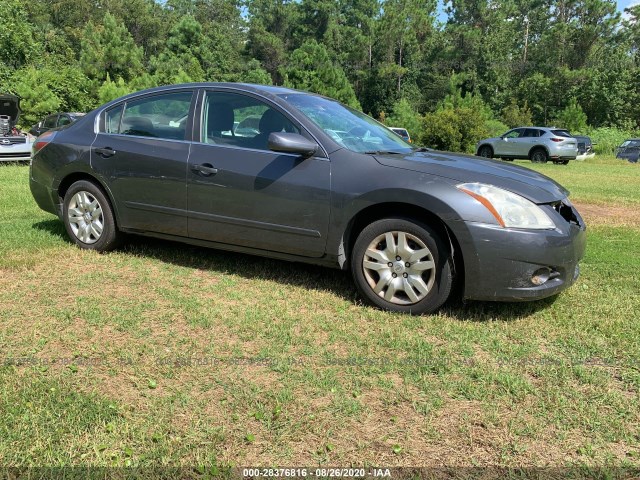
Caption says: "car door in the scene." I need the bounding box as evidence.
[91,90,195,236]
[518,128,540,156]
[495,129,523,156]
[186,89,331,258]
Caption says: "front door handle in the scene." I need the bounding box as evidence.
[191,163,219,176]
[95,147,117,158]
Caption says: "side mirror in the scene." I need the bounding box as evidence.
[268,132,318,158]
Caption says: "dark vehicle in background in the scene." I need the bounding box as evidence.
[476,127,577,164]
[0,93,33,162]
[389,127,411,143]
[615,139,640,163]
[574,136,595,161]
[30,83,586,314]
[30,112,85,137]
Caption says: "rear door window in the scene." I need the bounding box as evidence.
[104,105,123,134]
[43,115,57,129]
[118,92,193,140]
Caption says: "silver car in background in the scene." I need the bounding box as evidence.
[1,93,34,162]
[476,127,578,165]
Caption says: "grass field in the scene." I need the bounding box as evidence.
[0,156,639,475]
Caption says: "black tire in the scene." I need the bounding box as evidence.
[477,145,493,158]
[530,148,548,163]
[63,180,121,252]
[350,218,453,315]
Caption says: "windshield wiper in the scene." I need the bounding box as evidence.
[412,147,430,152]
[364,150,404,155]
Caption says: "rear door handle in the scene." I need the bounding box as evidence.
[95,147,116,158]
[191,163,218,176]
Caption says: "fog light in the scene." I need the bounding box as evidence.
[531,267,551,286]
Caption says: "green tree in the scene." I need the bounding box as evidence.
[11,67,61,127]
[385,98,421,137]
[501,100,533,128]
[97,74,133,105]
[281,40,361,109]
[0,0,39,70]
[554,98,588,133]
[79,13,143,82]
[246,0,299,81]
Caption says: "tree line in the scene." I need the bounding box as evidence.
[1,0,638,153]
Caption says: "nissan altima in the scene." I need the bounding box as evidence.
[30,83,586,314]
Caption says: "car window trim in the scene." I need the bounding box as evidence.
[98,89,197,142]
[194,87,328,159]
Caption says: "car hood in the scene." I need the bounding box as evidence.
[0,94,20,125]
[374,150,569,204]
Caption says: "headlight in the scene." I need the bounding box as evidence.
[457,183,555,229]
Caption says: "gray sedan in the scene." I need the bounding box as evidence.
[30,83,586,314]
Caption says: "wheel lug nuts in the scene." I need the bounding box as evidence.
[403,273,408,278]
[392,273,397,278]
[396,256,401,261]
[387,262,393,267]
[405,262,410,267]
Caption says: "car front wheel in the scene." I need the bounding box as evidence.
[478,145,493,158]
[351,218,453,315]
[63,180,121,251]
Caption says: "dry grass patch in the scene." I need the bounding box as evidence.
[574,202,640,227]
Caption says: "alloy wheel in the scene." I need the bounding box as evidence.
[67,191,104,244]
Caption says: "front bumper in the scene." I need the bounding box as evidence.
[450,204,586,302]
[0,144,32,162]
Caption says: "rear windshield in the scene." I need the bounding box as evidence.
[620,140,640,148]
[551,130,572,137]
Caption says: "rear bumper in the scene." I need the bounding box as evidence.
[450,205,587,301]
[29,171,60,217]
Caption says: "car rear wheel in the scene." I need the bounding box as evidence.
[478,145,493,158]
[351,218,453,315]
[530,148,548,163]
[63,180,121,251]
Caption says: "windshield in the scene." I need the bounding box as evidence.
[279,93,413,154]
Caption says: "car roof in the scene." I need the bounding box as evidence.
[95,83,321,113]
[513,126,564,130]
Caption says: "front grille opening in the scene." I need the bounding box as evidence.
[553,201,580,226]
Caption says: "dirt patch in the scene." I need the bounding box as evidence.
[573,202,640,227]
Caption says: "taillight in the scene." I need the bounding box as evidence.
[33,131,57,154]
[550,138,564,142]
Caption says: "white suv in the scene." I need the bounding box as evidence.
[476,127,578,165]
